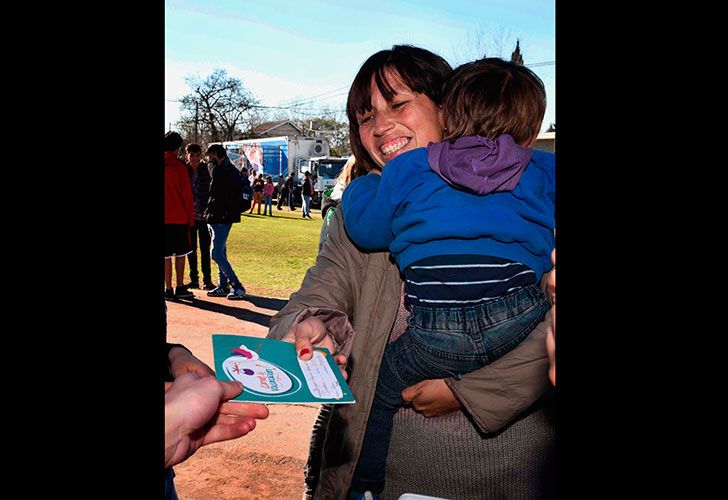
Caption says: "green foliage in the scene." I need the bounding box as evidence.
[222,207,323,298]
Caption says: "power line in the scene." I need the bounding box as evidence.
[526,60,555,68]
[280,86,350,107]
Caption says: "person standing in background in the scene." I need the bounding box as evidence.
[301,170,314,219]
[249,173,264,215]
[276,175,286,210]
[185,143,215,291]
[263,175,275,216]
[203,144,247,300]
[164,131,194,301]
[285,172,297,211]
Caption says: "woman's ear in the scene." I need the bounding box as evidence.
[437,107,445,131]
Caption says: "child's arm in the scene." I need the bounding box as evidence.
[341,171,397,250]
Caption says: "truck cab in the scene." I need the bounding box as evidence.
[296,156,348,207]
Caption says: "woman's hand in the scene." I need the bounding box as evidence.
[281,316,348,380]
[169,346,215,379]
[401,379,462,417]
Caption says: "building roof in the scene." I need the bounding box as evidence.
[249,120,303,137]
[537,131,555,140]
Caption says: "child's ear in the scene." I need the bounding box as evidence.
[437,107,445,131]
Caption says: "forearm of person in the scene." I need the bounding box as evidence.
[342,173,395,250]
[268,210,359,357]
[445,315,553,434]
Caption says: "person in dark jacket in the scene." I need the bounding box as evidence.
[185,143,214,290]
[276,175,286,210]
[285,172,297,211]
[203,144,246,300]
[301,171,314,219]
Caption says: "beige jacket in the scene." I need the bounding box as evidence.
[268,209,552,498]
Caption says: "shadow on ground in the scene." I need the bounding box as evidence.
[171,294,289,328]
[244,294,289,311]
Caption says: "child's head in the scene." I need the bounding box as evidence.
[441,57,545,147]
[266,175,272,182]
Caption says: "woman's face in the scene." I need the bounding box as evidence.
[356,69,444,168]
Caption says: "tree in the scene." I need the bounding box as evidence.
[511,39,524,66]
[451,23,516,66]
[178,69,259,144]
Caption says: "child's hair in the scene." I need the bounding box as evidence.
[441,57,546,146]
[185,143,202,154]
[266,175,272,181]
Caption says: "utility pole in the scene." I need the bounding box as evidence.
[194,102,199,144]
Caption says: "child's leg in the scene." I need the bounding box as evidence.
[351,329,454,495]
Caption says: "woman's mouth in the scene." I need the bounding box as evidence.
[380,137,411,159]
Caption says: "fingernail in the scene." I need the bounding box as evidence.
[299,348,311,356]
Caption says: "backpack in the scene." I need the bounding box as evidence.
[240,176,253,213]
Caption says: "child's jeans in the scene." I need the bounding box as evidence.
[350,282,549,494]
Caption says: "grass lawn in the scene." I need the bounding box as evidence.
[221,205,323,299]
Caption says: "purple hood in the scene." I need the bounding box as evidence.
[427,134,533,195]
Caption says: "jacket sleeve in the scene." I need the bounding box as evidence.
[341,172,396,250]
[268,209,360,358]
[444,269,554,434]
[179,165,194,227]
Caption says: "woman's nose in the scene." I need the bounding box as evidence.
[372,112,394,136]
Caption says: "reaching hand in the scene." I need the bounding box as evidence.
[281,316,348,380]
[164,372,269,468]
[401,379,462,417]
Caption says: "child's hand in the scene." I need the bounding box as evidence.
[401,379,461,417]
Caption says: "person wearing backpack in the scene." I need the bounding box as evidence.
[203,144,247,300]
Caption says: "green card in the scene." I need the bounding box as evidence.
[212,334,356,404]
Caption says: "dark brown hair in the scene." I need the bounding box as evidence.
[164,131,183,152]
[205,144,227,159]
[441,58,545,146]
[185,143,202,154]
[346,45,452,174]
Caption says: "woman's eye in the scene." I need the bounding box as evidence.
[392,101,407,109]
[359,115,373,125]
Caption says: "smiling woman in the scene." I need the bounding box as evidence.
[346,46,451,172]
[270,44,555,500]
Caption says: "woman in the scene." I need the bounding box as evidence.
[268,45,555,499]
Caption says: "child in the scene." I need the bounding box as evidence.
[263,175,275,216]
[342,57,555,498]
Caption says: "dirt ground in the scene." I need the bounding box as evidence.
[166,291,317,500]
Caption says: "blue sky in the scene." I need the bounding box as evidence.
[166,0,555,132]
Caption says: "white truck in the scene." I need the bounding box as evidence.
[213,136,347,207]
[297,156,349,207]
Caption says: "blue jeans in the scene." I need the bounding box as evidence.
[302,194,312,216]
[208,223,240,288]
[351,283,549,494]
[264,195,273,215]
[164,467,178,500]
